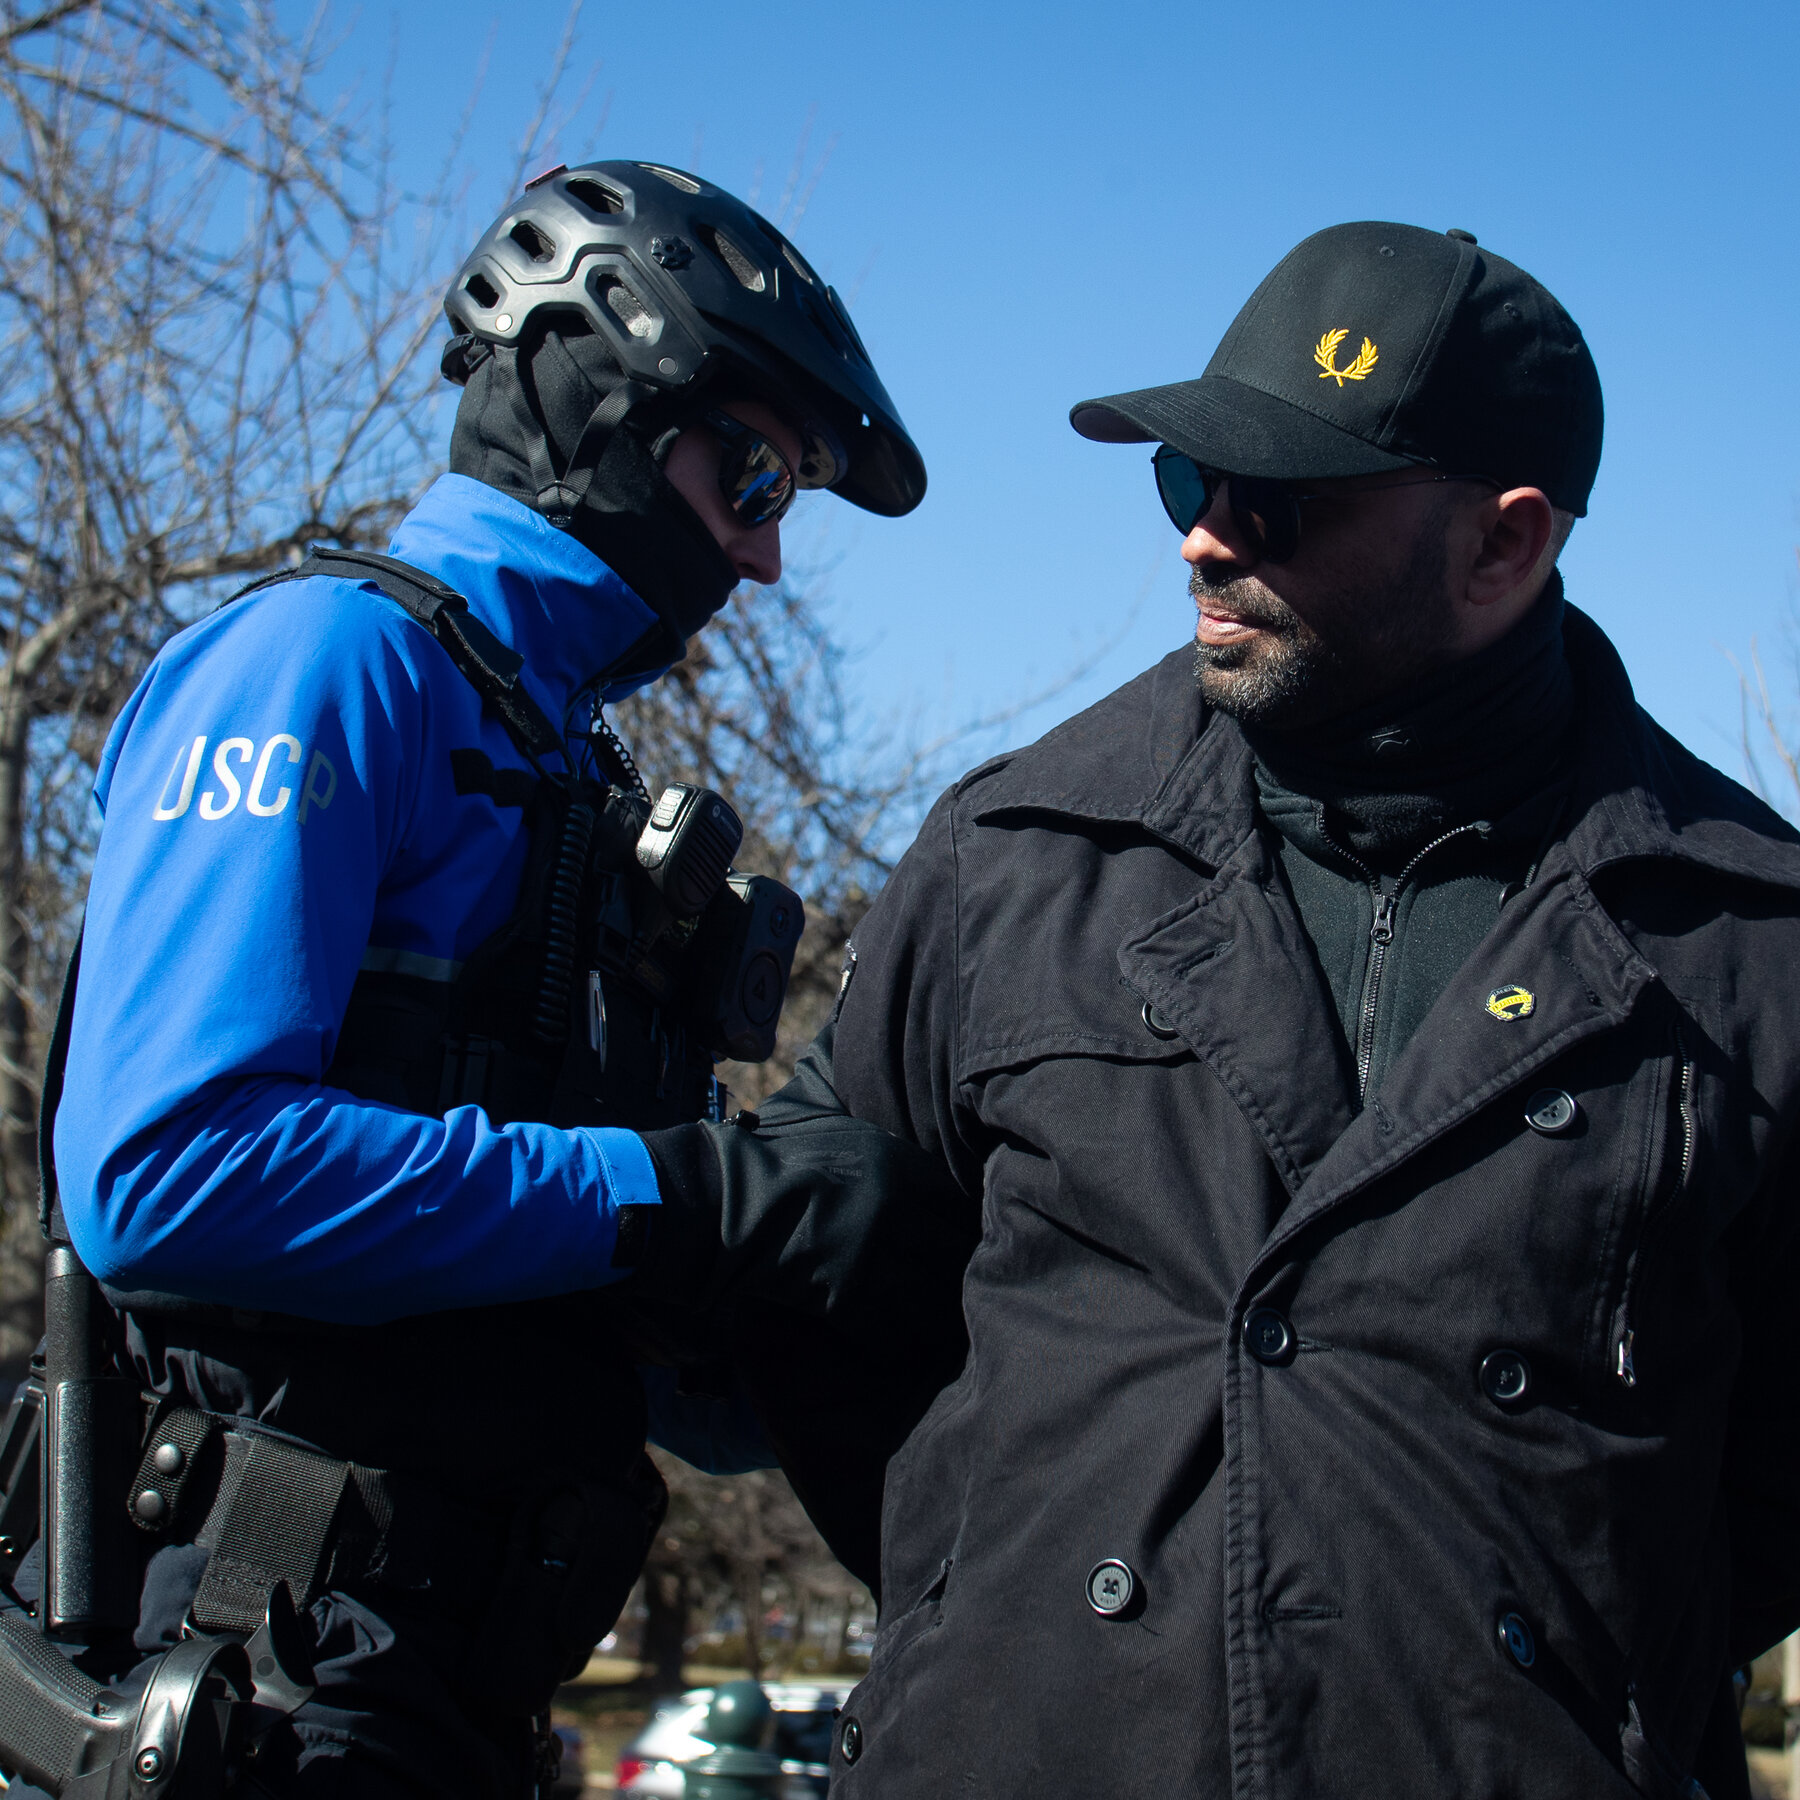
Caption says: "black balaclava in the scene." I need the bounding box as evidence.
[1243,572,1575,867]
[447,323,739,667]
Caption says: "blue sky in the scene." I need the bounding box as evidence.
[359,0,1800,802]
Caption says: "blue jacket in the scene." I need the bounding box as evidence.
[59,475,680,1328]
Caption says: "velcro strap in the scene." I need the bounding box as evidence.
[190,1433,351,1633]
[451,747,539,809]
[127,1405,221,1535]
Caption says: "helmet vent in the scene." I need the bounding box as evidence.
[640,164,700,194]
[463,271,501,310]
[508,218,557,263]
[796,282,850,357]
[781,242,817,285]
[565,176,625,217]
[702,227,765,294]
[828,287,870,362]
[597,275,658,340]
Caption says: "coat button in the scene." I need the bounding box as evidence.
[1498,1611,1536,1668]
[1141,1001,1180,1041]
[1244,1307,1296,1366]
[1524,1088,1578,1135]
[1086,1559,1136,1615]
[839,1716,862,1764]
[1479,1350,1532,1406]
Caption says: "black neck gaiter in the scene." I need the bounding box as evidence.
[1243,573,1574,866]
[447,328,739,661]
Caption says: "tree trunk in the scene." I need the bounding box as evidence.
[642,1561,689,1695]
[738,1570,765,1679]
[0,688,33,1225]
[0,1208,44,1385]
[0,688,45,1384]
[793,1589,812,1668]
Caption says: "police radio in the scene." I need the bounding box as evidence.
[636,784,743,917]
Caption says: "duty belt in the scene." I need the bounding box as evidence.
[125,1405,493,1633]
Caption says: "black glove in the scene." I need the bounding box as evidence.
[630,1035,974,1588]
[633,1035,976,1335]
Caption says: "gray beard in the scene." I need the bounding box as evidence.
[1191,514,1457,730]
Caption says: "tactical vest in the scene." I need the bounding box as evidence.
[285,548,725,1134]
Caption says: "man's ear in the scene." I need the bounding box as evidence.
[1466,487,1556,609]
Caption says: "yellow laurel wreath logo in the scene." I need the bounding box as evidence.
[1485,984,1536,1022]
[1314,328,1379,387]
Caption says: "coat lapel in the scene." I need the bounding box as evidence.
[1118,810,1359,1197]
[1254,860,1661,1266]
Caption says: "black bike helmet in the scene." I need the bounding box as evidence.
[443,160,926,518]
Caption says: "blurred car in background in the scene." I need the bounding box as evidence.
[616,1683,850,1797]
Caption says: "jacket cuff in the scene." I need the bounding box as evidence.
[581,1126,664,1272]
[632,1123,725,1292]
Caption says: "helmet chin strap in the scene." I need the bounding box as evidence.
[471,340,739,641]
[510,367,659,528]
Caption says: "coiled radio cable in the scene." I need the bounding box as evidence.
[534,798,598,1045]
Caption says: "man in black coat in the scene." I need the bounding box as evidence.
[650,222,1800,1798]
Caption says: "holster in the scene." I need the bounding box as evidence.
[459,1452,667,1714]
[0,1610,252,1799]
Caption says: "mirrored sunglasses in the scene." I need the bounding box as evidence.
[707,410,797,528]
[1151,445,1487,563]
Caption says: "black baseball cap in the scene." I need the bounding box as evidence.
[1070,223,1603,515]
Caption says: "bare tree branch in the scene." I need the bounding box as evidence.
[0,0,461,1243]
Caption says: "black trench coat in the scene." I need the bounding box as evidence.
[715,607,1800,1799]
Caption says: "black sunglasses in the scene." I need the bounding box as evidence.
[1151,445,1489,563]
[707,409,797,529]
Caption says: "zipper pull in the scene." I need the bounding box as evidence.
[1675,1029,1697,1193]
[1370,890,1397,946]
[1615,1331,1637,1388]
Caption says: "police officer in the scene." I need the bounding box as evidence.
[27,163,929,1798]
[643,224,1800,1798]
